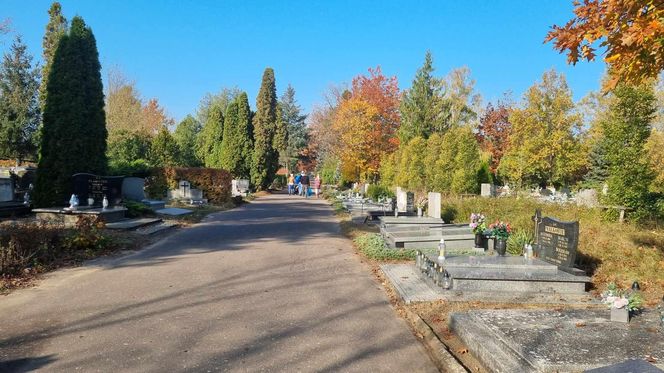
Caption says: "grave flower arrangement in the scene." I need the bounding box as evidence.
[416,196,428,209]
[489,221,512,240]
[469,213,487,235]
[601,283,644,312]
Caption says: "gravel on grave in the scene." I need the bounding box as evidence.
[451,308,664,371]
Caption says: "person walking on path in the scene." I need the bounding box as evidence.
[287,173,295,195]
[300,171,310,198]
[294,172,301,196]
[312,174,322,198]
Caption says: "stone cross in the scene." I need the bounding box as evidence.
[179,180,191,198]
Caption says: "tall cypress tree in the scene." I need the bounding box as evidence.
[251,68,278,190]
[220,93,253,178]
[35,16,107,207]
[40,2,68,115]
[0,36,40,165]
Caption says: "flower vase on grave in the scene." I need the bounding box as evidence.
[417,207,423,217]
[87,197,94,206]
[610,306,629,323]
[495,238,507,256]
[102,196,109,210]
[474,233,485,249]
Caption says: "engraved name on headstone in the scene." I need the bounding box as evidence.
[72,173,124,207]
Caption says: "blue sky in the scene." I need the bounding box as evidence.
[2,1,604,123]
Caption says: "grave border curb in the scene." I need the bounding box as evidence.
[402,307,468,373]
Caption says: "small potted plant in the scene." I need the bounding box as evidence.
[416,196,427,217]
[469,213,487,248]
[489,221,511,256]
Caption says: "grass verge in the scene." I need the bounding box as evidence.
[354,233,416,261]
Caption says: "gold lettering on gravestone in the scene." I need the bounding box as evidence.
[89,177,108,200]
[544,225,565,236]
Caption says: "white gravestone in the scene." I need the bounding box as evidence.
[396,189,408,213]
[232,179,249,197]
[480,183,495,198]
[427,192,441,219]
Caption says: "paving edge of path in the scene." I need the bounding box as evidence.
[402,307,468,373]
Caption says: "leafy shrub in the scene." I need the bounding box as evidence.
[145,167,233,204]
[367,184,394,201]
[124,200,154,218]
[507,229,533,256]
[0,222,62,275]
[63,216,109,252]
[354,233,416,261]
[108,159,152,177]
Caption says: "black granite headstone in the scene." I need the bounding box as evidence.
[406,192,415,213]
[72,173,124,207]
[535,214,579,269]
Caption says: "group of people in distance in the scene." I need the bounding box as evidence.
[287,171,322,198]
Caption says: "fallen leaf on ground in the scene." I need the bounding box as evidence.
[456,348,468,354]
[575,322,586,327]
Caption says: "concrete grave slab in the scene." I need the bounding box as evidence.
[105,218,162,230]
[450,309,664,373]
[155,207,193,216]
[381,264,595,305]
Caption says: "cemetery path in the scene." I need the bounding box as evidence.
[0,193,438,372]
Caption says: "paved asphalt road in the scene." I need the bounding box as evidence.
[0,193,437,372]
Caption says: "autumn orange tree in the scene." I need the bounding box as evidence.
[476,102,512,176]
[330,67,401,182]
[351,67,401,157]
[546,0,664,89]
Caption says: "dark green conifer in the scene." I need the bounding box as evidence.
[251,68,278,190]
[220,93,253,178]
[35,16,107,206]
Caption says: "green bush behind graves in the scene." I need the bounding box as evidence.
[354,233,416,261]
[367,184,394,201]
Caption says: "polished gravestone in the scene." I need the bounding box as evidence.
[121,177,166,210]
[585,359,664,373]
[72,173,123,207]
[533,209,584,275]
